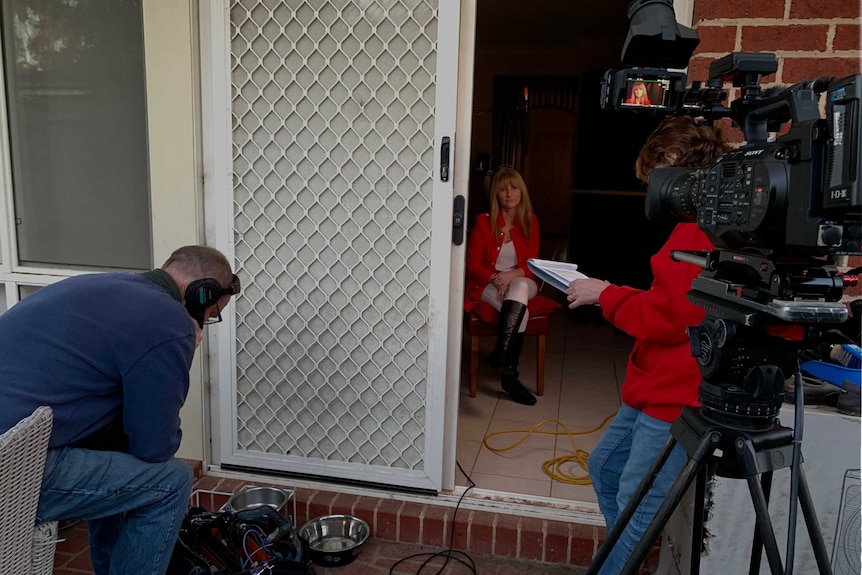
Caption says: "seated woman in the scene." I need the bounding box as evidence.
[464,167,541,405]
[625,81,652,106]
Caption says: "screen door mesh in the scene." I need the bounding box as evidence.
[229,0,437,470]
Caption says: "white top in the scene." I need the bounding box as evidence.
[495,242,517,272]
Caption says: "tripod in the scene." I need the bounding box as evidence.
[586,405,834,575]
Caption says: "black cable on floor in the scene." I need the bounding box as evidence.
[388,461,478,574]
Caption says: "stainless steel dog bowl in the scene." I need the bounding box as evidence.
[298,514,370,566]
[224,486,288,514]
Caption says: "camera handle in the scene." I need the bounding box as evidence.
[585,397,833,575]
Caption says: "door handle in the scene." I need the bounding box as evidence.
[440,136,450,182]
[453,195,465,245]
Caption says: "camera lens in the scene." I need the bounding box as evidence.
[644,166,703,223]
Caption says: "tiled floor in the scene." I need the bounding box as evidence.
[457,307,634,503]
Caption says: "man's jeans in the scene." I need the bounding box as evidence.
[36,447,193,575]
[587,404,688,575]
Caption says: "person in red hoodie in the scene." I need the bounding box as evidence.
[465,167,541,405]
[566,116,733,574]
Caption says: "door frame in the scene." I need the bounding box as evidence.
[442,0,477,492]
[199,0,465,492]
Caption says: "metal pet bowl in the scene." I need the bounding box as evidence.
[224,486,288,514]
[298,514,370,567]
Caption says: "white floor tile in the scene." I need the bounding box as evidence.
[456,439,483,475]
[473,443,557,482]
[457,319,627,508]
[468,472,553,497]
[551,479,599,503]
[484,417,559,451]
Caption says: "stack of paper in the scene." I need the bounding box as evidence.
[527,258,588,293]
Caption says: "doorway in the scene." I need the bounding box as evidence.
[456,0,667,504]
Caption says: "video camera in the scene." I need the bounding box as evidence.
[600,0,707,116]
[645,67,861,260]
[606,0,861,428]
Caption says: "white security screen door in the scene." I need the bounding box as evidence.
[202,0,460,491]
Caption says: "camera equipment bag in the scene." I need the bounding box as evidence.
[166,505,315,575]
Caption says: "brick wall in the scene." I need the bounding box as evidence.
[689,0,860,86]
[689,0,859,144]
[189,474,663,572]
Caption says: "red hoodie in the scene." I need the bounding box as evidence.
[598,223,712,422]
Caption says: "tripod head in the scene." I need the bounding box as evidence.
[687,317,802,431]
[675,249,855,431]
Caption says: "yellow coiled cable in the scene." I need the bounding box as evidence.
[481,413,617,485]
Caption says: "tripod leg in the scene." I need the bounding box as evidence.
[796,466,834,575]
[748,470,773,575]
[619,453,708,575]
[617,430,722,575]
[745,469,785,574]
[586,434,679,575]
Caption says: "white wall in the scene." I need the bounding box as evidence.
[143,0,206,461]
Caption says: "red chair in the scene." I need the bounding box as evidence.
[464,295,560,398]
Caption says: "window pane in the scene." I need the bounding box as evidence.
[1,0,151,269]
[17,284,40,300]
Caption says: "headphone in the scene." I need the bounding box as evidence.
[184,274,241,325]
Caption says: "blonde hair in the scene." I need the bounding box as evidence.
[489,167,534,241]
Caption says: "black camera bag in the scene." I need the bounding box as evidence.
[166,506,315,575]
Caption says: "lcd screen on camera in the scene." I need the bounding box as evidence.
[619,74,676,109]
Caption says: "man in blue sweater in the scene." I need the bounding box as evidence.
[0,245,239,575]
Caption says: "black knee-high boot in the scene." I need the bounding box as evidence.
[501,333,537,405]
[487,300,527,376]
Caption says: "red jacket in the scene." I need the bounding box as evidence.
[599,223,712,422]
[464,212,540,312]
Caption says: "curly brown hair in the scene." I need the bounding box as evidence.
[635,116,733,183]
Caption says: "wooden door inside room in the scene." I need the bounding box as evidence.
[477,76,580,262]
[523,110,576,261]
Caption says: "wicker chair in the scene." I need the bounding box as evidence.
[0,406,58,574]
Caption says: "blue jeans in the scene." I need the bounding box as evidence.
[587,404,688,574]
[36,447,193,575]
